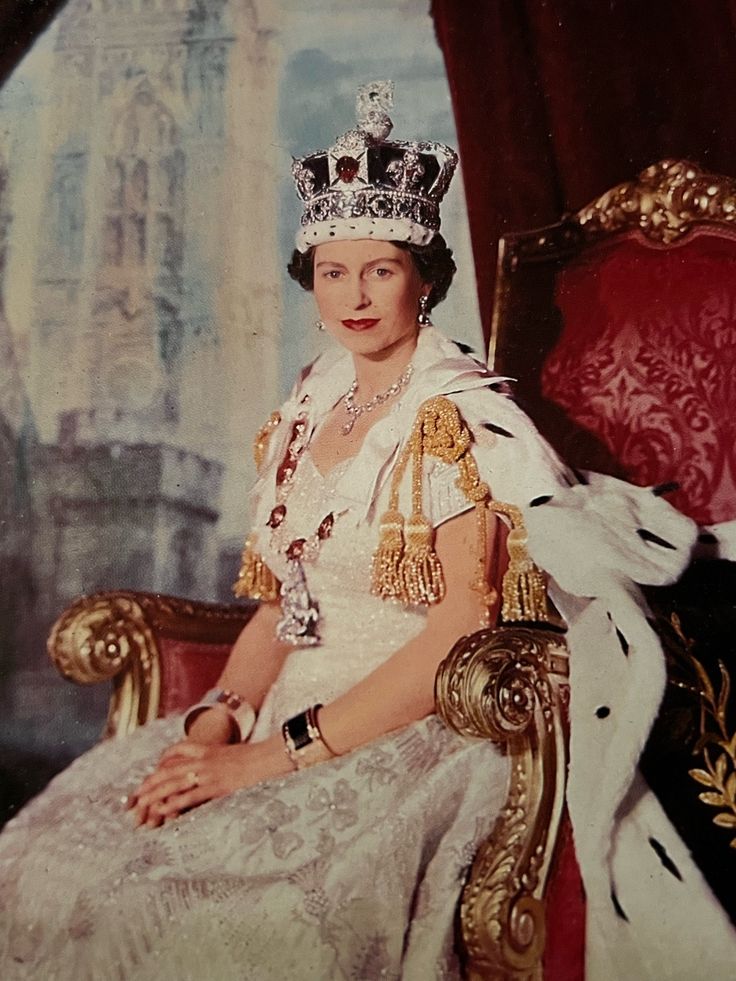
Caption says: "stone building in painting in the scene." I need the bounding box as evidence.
[0,1,283,772]
[23,0,282,629]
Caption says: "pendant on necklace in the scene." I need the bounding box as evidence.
[276,558,321,646]
[341,416,356,436]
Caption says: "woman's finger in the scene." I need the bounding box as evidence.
[125,741,207,809]
[136,767,198,813]
[134,765,205,826]
[153,784,213,822]
[144,778,216,827]
[137,750,206,798]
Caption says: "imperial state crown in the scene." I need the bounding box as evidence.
[292,80,458,252]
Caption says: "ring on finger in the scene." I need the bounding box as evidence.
[185,770,200,790]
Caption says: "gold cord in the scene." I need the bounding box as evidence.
[370,396,550,624]
[371,397,491,616]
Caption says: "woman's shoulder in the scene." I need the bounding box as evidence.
[410,329,548,450]
[403,331,569,512]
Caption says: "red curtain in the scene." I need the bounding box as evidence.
[0,0,69,88]
[431,0,736,343]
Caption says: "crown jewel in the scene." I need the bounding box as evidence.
[292,81,458,252]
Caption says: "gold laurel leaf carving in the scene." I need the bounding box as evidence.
[661,613,736,850]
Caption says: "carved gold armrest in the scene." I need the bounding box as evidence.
[435,623,570,981]
[47,591,255,739]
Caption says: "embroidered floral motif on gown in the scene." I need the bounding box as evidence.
[0,431,510,981]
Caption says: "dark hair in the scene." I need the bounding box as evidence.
[287,233,457,311]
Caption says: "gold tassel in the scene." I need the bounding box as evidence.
[399,410,447,605]
[371,397,474,607]
[232,537,280,601]
[370,508,406,599]
[370,396,551,624]
[401,513,445,605]
[490,504,550,623]
[371,414,415,601]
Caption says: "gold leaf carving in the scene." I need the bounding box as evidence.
[664,614,736,848]
[435,624,569,979]
[576,159,736,245]
[48,593,162,739]
[689,768,715,788]
[699,792,727,807]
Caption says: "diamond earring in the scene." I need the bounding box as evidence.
[417,294,432,327]
[315,319,326,331]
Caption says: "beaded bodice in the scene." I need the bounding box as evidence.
[251,449,427,739]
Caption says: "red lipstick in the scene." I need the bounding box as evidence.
[341,318,380,331]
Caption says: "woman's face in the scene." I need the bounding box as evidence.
[312,239,429,358]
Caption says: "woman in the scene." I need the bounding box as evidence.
[0,82,733,980]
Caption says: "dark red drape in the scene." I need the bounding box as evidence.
[432,0,736,343]
[0,0,69,89]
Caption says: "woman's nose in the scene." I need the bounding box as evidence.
[347,276,371,310]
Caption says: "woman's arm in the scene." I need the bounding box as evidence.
[133,508,497,825]
[184,600,291,743]
[318,506,495,753]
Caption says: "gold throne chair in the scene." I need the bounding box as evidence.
[489,157,736,930]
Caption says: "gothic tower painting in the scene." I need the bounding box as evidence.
[0,154,35,699]
[0,0,283,772]
[25,0,282,627]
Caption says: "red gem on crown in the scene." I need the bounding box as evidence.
[336,156,360,183]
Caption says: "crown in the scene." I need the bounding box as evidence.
[292,81,458,252]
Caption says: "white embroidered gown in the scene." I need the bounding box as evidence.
[0,430,511,981]
[5,325,731,980]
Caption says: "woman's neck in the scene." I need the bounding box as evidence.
[351,331,419,400]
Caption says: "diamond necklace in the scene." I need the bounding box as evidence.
[341,362,414,436]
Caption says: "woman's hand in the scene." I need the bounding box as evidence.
[130,736,291,828]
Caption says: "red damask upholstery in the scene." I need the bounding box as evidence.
[543,814,586,981]
[156,638,233,717]
[543,228,736,524]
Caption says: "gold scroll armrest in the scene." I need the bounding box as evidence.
[47,590,255,739]
[435,622,570,981]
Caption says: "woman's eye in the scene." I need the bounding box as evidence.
[373,267,392,278]
[323,270,342,280]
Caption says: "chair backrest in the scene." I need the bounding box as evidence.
[490,159,736,526]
